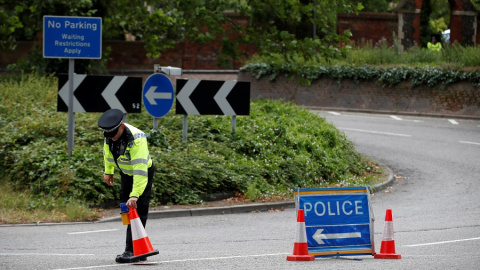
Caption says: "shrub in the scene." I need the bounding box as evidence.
[242,39,480,87]
[0,74,375,205]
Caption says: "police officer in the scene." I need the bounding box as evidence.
[98,109,155,263]
[427,35,442,52]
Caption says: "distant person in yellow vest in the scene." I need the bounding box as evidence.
[427,35,442,51]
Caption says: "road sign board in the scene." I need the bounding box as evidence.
[57,74,142,113]
[295,187,375,257]
[43,16,102,59]
[143,73,175,118]
[176,79,250,115]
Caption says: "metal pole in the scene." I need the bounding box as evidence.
[182,115,188,142]
[67,59,75,156]
[231,115,237,134]
[313,0,317,39]
[153,117,158,130]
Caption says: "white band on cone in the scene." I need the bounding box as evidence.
[295,222,308,243]
[131,217,148,241]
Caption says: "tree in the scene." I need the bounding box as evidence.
[351,1,401,12]
[0,0,97,48]
[1,0,362,73]
[244,0,361,61]
[420,0,450,47]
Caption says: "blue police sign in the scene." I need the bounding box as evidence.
[143,73,175,118]
[43,16,102,59]
[296,187,375,257]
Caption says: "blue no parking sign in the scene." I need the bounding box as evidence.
[295,187,375,257]
[143,73,175,118]
[43,16,102,59]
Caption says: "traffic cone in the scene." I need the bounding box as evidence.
[287,209,315,261]
[374,209,401,259]
[128,207,159,260]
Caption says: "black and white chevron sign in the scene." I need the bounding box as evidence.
[175,79,250,115]
[57,74,142,113]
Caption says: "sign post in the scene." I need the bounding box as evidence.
[295,187,375,258]
[43,16,102,156]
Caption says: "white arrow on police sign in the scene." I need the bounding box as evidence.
[57,74,142,113]
[312,229,362,245]
[176,79,250,116]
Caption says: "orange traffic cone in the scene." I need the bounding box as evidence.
[374,209,401,259]
[287,209,315,261]
[128,207,159,260]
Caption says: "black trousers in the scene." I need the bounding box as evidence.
[120,163,155,253]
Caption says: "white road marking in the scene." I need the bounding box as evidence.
[459,141,480,146]
[53,253,289,270]
[339,127,412,137]
[448,119,459,125]
[390,115,402,120]
[67,229,119,235]
[0,253,94,256]
[327,111,341,116]
[404,237,480,247]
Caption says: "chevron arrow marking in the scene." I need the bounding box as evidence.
[214,81,236,115]
[58,74,87,112]
[177,79,200,115]
[102,76,127,112]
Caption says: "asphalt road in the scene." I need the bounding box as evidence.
[1,111,479,269]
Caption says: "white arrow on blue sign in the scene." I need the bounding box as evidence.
[312,229,362,245]
[143,73,175,118]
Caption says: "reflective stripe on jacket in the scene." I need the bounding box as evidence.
[103,123,152,198]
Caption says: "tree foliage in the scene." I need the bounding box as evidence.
[353,0,391,12]
[420,0,450,46]
[1,0,362,72]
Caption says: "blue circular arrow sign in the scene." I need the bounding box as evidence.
[143,73,174,118]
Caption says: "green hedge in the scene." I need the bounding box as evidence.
[241,63,480,87]
[0,74,375,206]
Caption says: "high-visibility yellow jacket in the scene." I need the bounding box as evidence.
[427,42,442,52]
[103,123,152,198]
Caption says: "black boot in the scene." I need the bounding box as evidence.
[115,251,136,263]
[115,250,147,263]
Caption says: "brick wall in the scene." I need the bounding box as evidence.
[337,12,398,45]
[237,72,480,118]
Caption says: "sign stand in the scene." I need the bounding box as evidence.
[231,115,237,137]
[183,115,188,142]
[67,59,75,156]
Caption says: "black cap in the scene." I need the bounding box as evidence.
[98,109,124,131]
